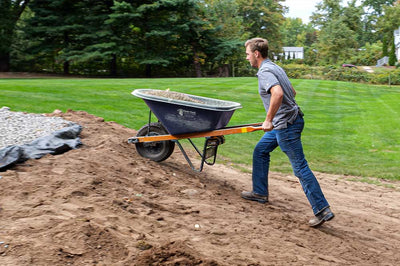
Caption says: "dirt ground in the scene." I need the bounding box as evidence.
[0,110,399,266]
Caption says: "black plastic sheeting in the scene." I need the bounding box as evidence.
[0,124,82,171]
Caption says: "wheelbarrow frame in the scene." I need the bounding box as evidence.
[128,110,263,172]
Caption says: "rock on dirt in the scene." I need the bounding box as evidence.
[0,110,399,265]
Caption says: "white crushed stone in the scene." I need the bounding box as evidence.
[0,106,75,149]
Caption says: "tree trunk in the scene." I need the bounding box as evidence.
[218,64,230,77]
[110,54,117,76]
[63,61,70,75]
[145,64,152,78]
[192,44,202,77]
[0,53,10,72]
[193,59,202,77]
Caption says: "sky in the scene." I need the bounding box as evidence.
[284,0,320,24]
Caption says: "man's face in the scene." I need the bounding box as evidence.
[246,46,258,68]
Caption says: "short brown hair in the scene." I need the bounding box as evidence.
[245,38,269,58]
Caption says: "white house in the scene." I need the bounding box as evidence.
[395,26,400,62]
[282,47,304,60]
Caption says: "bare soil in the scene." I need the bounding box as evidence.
[0,110,399,266]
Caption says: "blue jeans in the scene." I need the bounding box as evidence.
[252,115,329,215]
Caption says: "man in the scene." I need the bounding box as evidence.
[241,37,334,227]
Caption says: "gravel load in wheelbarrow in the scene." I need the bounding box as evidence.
[132,89,242,135]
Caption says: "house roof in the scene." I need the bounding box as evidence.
[282,47,304,52]
[395,26,400,36]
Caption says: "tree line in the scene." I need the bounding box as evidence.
[1,0,399,77]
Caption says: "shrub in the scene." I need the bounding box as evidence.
[282,64,325,79]
[281,64,312,79]
[280,63,400,85]
[324,68,370,83]
[388,69,400,85]
[366,70,400,85]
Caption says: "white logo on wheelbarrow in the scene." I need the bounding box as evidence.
[178,108,196,118]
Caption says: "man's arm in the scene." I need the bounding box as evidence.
[263,85,283,131]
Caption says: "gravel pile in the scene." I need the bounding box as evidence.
[0,107,75,149]
[143,90,206,104]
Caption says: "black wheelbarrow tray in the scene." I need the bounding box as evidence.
[128,89,263,172]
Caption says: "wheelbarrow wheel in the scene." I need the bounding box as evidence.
[135,122,175,162]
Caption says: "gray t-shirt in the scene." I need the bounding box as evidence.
[257,59,299,129]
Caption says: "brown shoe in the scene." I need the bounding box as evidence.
[241,191,268,203]
[309,207,335,228]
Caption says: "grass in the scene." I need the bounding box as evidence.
[1,77,399,180]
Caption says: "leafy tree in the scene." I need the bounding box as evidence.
[280,17,318,63]
[310,0,342,29]
[9,6,36,71]
[382,36,388,57]
[200,0,245,76]
[9,0,299,75]
[304,30,318,47]
[310,0,366,65]
[237,0,286,57]
[0,0,30,71]
[20,0,247,77]
[116,0,244,77]
[133,0,190,76]
[389,39,397,66]
[281,18,307,47]
[103,1,145,76]
[376,3,400,64]
[24,0,88,74]
[361,0,397,45]
[342,0,363,43]
[63,0,116,75]
[350,41,382,65]
[316,18,358,65]
[25,0,203,76]
[106,0,211,77]
[312,0,363,36]
[304,44,318,65]
[362,0,395,16]
[377,3,400,38]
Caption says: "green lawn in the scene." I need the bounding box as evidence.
[1,77,399,180]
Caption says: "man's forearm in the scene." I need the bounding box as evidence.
[266,85,283,122]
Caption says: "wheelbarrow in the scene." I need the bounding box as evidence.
[128,89,263,172]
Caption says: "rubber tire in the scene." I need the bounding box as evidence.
[135,123,175,162]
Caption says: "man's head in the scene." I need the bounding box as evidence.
[245,38,269,68]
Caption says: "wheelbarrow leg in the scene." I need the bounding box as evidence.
[203,136,225,165]
[145,110,152,135]
[174,136,225,172]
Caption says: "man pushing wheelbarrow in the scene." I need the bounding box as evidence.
[130,38,335,228]
[242,37,334,228]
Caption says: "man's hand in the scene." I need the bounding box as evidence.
[262,120,274,132]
